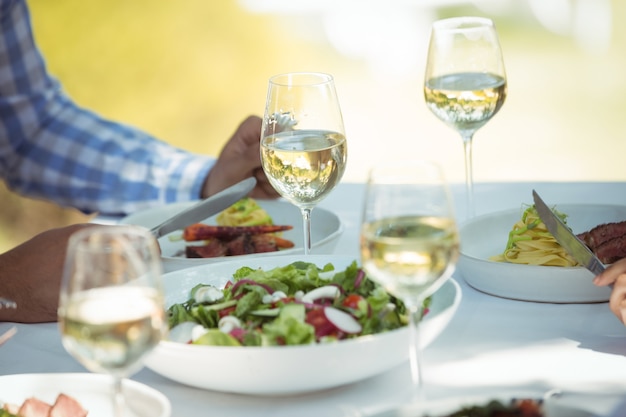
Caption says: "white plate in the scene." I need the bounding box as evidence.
[458,204,626,303]
[369,395,593,417]
[0,373,170,417]
[145,255,461,395]
[119,199,343,272]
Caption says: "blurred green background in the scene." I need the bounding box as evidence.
[1,0,625,252]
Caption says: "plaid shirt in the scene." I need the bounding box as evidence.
[0,0,214,215]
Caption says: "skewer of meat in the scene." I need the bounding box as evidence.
[183,224,293,241]
[186,234,295,258]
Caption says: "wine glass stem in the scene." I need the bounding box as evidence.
[113,376,125,417]
[408,303,425,402]
[301,207,313,255]
[461,133,475,218]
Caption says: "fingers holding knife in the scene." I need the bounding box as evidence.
[593,258,626,324]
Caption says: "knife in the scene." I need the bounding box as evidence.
[150,177,257,238]
[532,190,606,276]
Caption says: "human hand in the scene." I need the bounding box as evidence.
[202,115,279,199]
[0,224,95,323]
[593,258,626,325]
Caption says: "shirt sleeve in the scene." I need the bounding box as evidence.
[0,0,216,215]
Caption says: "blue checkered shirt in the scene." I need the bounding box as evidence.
[0,0,215,215]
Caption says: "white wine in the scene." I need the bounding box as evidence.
[261,130,347,208]
[360,215,459,301]
[424,72,506,134]
[59,286,165,377]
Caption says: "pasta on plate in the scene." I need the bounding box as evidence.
[490,205,579,267]
[216,198,274,227]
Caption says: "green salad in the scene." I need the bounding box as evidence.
[167,260,426,347]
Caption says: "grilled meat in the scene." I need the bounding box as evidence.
[578,220,626,264]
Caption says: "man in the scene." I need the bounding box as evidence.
[0,0,277,323]
[0,0,276,214]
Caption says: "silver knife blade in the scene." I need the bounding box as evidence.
[150,177,257,238]
[532,190,606,275]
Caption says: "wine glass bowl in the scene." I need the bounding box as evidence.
[261,130,346,208]
[360,161,459,400]
[261,72,347,255]
[424,16,507,218]
[58,226,166,416]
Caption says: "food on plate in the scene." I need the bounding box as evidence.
[166,197,297,258]
[216,197,274,226]
[182,224,293,241]
[182,224,295,258]
[490,203,626,267]
[167,260,426,346]
[431,398,544,417]
[1,393,87,417]
[578,220,626,264]
[490,205,578,266]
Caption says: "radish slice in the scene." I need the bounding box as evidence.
[191,324,209,341]
[302,286,340,303]
[324,307,362,334]
[218,316,242,334]
[168,322,197,343]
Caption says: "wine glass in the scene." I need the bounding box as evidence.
[360,161,459,401]
[58,226,166,417]
[424,16,507,218]
[260,72,347,255]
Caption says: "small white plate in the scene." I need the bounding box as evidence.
[145,255,461,395]
[120,199,343,271]
[0,373,170,417]
[458,204,626,303]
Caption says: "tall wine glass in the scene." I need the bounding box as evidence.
[424,17,507,218]
[260,72,347,255]
[360,161,459,401]
[58,226,166,417]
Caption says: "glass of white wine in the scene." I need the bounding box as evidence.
[424,16,507,218]
[261,72,347,255]
[360,161,459,401]
[58,226,166,417]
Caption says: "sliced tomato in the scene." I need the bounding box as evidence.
[305,308,339,340]
[341,293,372,318]
[342,294,366,310]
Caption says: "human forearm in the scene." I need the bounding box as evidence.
[0,224,97,323]
[0,0,216,215]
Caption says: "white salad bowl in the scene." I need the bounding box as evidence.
[119,199,343,272]
[145,255,462,395]
[458,203,626,303]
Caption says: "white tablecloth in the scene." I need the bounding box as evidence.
[2,181,626,417]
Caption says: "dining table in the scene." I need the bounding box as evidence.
[2,180,626,417]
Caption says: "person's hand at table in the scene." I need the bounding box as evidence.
[0,224,96,324]
[593,258,626,324]
[201,116,279,200]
